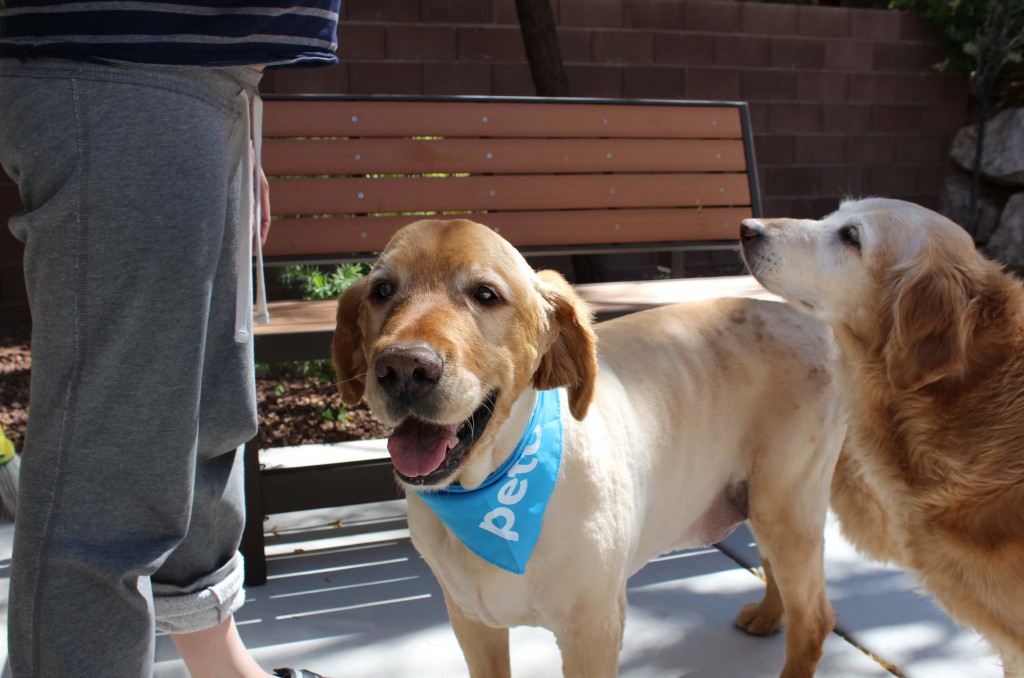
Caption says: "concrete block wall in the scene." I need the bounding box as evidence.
[0,0,970,321]
[263,0,969,220]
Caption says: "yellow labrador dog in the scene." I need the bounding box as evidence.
[333,219,845,677]
[740,198,1024,677]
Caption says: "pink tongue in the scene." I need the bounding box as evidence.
[387,419,460,478]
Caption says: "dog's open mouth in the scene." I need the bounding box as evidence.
[387,392,498,486]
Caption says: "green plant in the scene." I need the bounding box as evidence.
[292,359,338,382]
[891,0,1023,92]
[256,359,337,383]
[277,262,370,301]
[319,404,350,423]
[889,0,1024,237]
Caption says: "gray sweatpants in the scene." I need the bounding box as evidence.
[0,59,262,676]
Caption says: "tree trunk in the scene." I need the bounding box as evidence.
[514,0,570,97]
[514,0,622,282]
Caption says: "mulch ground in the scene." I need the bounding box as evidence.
[0,324,390,453]
[0,325,30,452]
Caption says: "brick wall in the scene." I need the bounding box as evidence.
[263,0,969,220]
[0,0,969,323]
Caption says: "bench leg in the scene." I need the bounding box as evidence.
[241,435,268,586]
[671,251,687,277]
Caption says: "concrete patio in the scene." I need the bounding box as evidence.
[0,483,1002,677]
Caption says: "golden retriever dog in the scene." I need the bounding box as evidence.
[740,197,1024,677]
[332,219,845,677]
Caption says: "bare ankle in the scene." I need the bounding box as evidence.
[170,616,271,678]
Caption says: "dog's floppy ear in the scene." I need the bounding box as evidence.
[332,278,369,406]
[533,269,598,420]
[885,263,971,391]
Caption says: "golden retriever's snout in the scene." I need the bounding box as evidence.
[739,219,765,242]
[739,219,772,279]
[375,344,442,404]
[739,220,768,260]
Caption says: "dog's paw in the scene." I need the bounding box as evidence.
[734,601,784,636]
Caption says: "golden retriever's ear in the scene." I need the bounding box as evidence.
[533,270,598,420]
[332,278,369,406]
[885,264,971,391]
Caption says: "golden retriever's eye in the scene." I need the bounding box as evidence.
[372,280,395,300]
[472,285,501,306]
[838,224,861,251]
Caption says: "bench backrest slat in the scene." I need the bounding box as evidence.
[262,99,743,139]
[271,174,751,216]
[261,96,760,262]
[263,137,749,176]
[262,207,754,259]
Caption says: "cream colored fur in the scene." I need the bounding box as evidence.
[741,197,1024,678]
[333,219,845,677]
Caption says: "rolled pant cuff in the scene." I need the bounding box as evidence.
[154,552,246,634]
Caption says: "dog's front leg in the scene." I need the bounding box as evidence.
[441,587,511,678]
[993,640,1024,678]
[553,592,626,678]
[745,505,835,678]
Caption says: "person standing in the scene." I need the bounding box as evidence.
[0,3,340,676]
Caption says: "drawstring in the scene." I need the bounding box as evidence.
[252,95,269,327]
[234,91,269,343]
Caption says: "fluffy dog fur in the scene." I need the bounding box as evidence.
[333,219,846,677]
[740,198,1024,677]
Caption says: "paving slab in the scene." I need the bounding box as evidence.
[0,502,1001,677]
[720,515,1001,677]
[150,507,888,677]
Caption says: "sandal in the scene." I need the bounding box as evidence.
[272,669,330,678]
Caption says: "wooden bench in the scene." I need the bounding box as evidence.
[242,94,768,585]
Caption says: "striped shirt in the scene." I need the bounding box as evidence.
[0,1,340,67]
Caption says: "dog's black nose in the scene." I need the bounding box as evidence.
[739,220,764,241]
[375,344,442,400]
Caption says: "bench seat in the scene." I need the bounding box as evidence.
[254,275,771,363]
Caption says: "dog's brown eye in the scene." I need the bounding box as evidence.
[373,280,395,300]
[472,285,501,305]
[839,224,861,251]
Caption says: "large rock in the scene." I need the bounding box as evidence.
[982,192,1024,268]
[938,166,1011,243]
[950,107,1024,187]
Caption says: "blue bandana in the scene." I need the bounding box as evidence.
[415,389,563,575]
